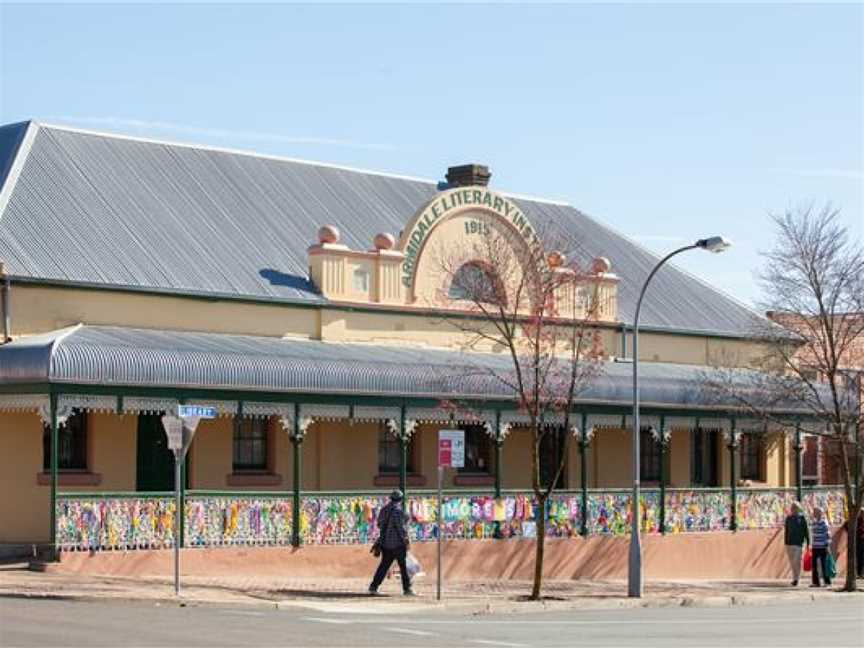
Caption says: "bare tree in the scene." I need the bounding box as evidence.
[429,220,605,600]
[706,204,864,591]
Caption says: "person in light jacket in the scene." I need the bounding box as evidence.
[809,507,831,588]
[784,501,809,586]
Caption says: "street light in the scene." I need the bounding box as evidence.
[628,235,732,598]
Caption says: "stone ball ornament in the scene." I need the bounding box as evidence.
[591,256,612,274]
[547,250,566,268]
[318,224,340,245]
[373,232,396,251]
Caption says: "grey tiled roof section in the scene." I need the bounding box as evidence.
[0,122,762,334]
[0,325,781,412]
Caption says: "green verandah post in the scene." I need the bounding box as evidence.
[794,421,803,503]
[493,410,503,539]
[728,418,738,532]
[49,392,58,560]
[291,403,303,547]
[658,415,667,535]
[579,411,589,537]
[399,404,407,499]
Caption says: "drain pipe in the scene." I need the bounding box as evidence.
[1,262,10,343]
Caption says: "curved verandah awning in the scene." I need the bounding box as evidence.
[0,324,806,425]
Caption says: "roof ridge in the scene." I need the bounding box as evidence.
[30,120,571,207]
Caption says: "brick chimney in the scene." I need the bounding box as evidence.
[445,164,491,188]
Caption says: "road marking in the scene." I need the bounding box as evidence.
[301,616,352,625]
[470,640,527,647]
[226,610,266,617]
[387,628,435,637]
[300,615,861,626]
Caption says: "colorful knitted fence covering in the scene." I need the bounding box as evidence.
[54,488,847,551]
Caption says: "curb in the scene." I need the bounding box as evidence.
[1,587,857,614]
[0,590,280,610]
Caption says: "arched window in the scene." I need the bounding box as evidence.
[448,262,505,305]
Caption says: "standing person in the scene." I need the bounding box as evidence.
[810,507,831,588]
[784,502,809,586]
[368,490,415,596]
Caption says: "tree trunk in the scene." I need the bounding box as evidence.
[843,501,860,592]
[530,495,547,600]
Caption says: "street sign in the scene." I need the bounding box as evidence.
[177,405,217,419]
[438,429,465,468]
[162,416,185,452]
[161,407,215,598]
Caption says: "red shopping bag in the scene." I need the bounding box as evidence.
[803,548,813,572]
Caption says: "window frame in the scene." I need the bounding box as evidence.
[42,410,88,472]
[232,416,270,472]
[458,424,493,474]
[739,432,763,481]
[639,427,661,482]
[377,423,415,474]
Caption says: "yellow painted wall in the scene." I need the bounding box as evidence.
[0,412,48,543]
[502,426,532,490]
[10,285,318,339]
[316,421,380,490]
[592,428,630,488]
[189,417,234,489]
[668,427,691,487]
[89,413,136,491]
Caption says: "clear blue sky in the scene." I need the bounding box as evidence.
[1,3,861,307]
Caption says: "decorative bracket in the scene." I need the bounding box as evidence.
[484,420,512,443]
[570,425,595,445]
[279,413,314,441]
[649,423,671,445]
[386,418,416,441]
[38,401,73,428]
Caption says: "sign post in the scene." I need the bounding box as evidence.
[436,429,464,601]
[161,405,216,596]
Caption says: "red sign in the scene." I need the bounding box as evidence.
[438,438,452,467]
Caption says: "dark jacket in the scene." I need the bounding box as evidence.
[377,502,409,550]
[784,513,809,546]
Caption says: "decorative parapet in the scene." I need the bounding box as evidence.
[306,188,620,324]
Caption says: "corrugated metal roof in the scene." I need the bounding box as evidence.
[0,122,762,335]
[0,324,787,411]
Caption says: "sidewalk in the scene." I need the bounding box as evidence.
[1,562,861,614]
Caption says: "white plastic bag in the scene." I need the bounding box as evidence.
[406,551,424,578]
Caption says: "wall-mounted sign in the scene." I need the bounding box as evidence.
[399,187,542,289]
[438,428,465,468]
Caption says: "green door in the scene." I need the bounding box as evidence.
[136,414,175,491]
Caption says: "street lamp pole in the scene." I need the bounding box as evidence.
[629,236,731,598]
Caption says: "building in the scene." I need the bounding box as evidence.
[766,311,864,486]
[0,121,842,552]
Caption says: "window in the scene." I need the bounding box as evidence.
[640,427,661,482]
[691,428,720,487]
[802,435,819,486]
[448,262,505,305]
[740,432,763,481]
[353,268,370,292]
[378,423,414,473]
[42,410,88,471]
[459,424,492,474]
[233,417,269,471]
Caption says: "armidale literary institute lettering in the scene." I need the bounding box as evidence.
[400,188,541,288]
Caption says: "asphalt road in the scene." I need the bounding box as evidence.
[1,597,862,648]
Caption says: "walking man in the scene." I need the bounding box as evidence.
[784,501,809,586]
[369,490,415,596]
